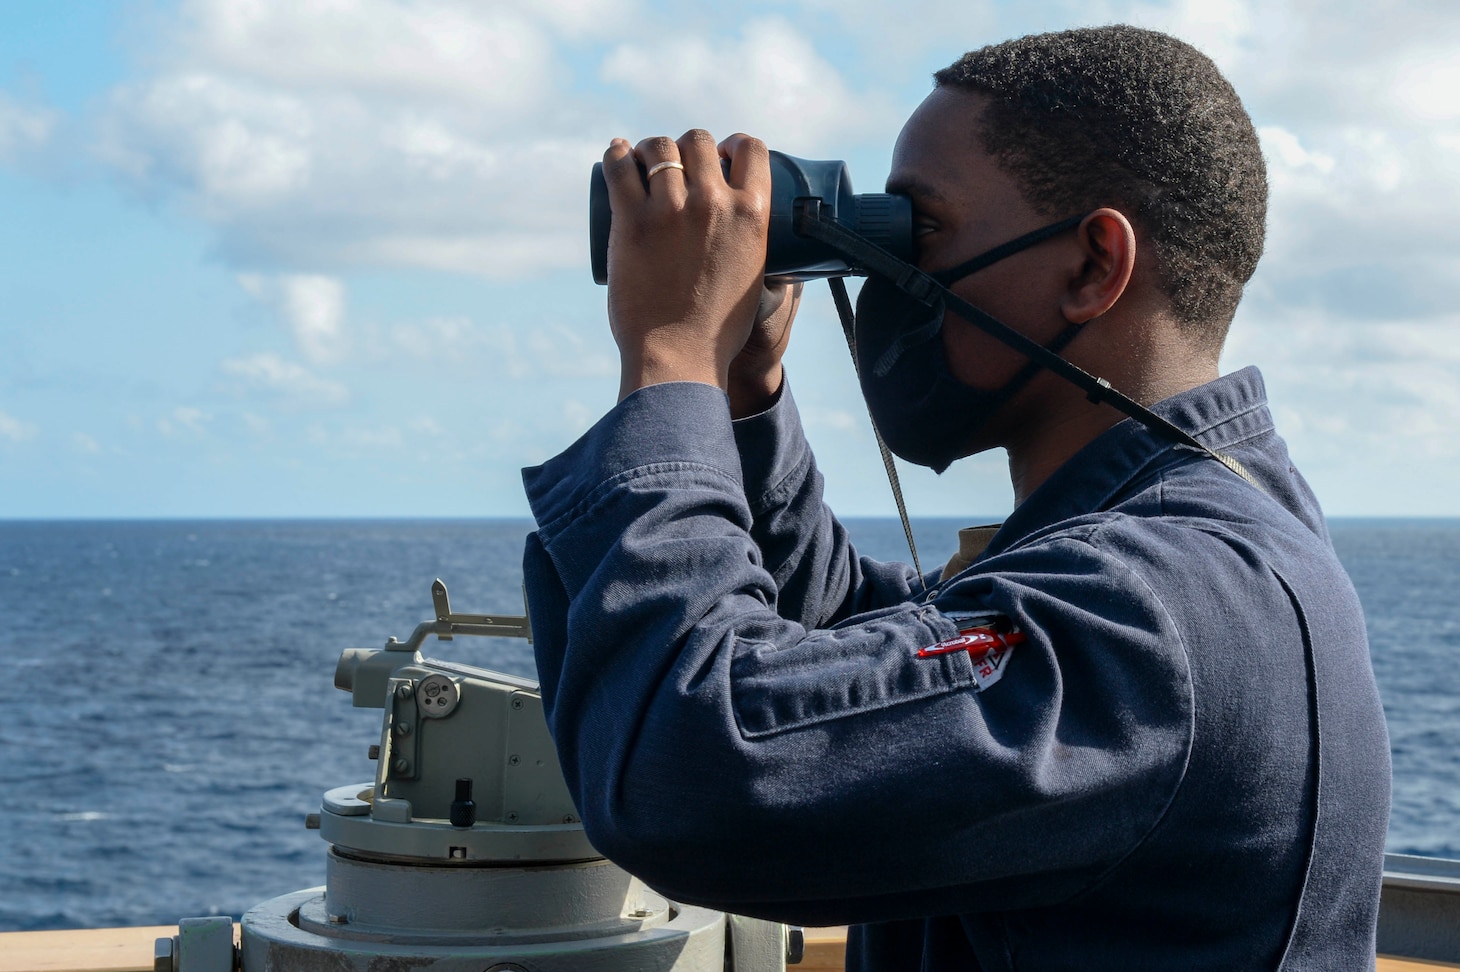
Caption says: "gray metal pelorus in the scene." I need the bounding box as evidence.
[159,580,795,972]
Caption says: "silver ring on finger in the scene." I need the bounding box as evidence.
[646,160,685,180]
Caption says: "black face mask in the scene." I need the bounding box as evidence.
[853,214,1088,473]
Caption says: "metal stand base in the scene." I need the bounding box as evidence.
[242,888,727,972]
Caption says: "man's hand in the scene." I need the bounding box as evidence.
[728,281,802,418]
[602,130,771,401]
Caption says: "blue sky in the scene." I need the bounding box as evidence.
[1,0,1458,519]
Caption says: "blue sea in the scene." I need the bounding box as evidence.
[0,518,1456,932]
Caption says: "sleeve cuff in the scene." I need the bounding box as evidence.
[731,376,815,514]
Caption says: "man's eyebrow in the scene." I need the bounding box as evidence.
[885,176,948,205]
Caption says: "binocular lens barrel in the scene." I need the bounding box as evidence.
[589,151,913,284]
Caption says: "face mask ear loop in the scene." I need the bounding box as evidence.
[868,217,1084,379]
[930,213,1089,287]
[828,275,927,594]
[793,200,1267,493]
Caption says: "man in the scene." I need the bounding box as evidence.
[522,26,1390,970]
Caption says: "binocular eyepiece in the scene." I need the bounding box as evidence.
[589,151,913,284]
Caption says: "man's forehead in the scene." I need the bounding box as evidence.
[887,87,992,196]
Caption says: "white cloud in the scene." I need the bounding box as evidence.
[789,0,1000,74]
[385,315,495,363]
[528,324,618,379]
[341,425,404,449]
[221,352,349,405]
[375,314,616,379]
[239,273,347,363]
[173,407,213,434]
[97,74,313,200]
[280,276,344,363]
[1110,0,1259,73]
[1259,126,1335,179]
[1396,54,1460,123]
[600,17,897,153]
[92,1,904,279]
[293,414,471,457]
[1248,124,1458,331]
[97,67,600,276]
[1223,309,1460,472]
[95,0,615,279]
[517,0,638,38]
[0,91,56,163]
[241,411,272,437]
[0,409,38,442]
[409,416,446,438]
[71,432,102,454]
[172,0,557,112]
[561,398,595,437]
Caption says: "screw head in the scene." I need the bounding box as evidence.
[511,697,524,710]
[393,757,410,773]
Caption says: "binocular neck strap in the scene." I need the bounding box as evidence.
[826,275,926,593]
[792,199,1263,492]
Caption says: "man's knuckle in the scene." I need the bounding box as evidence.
[736,193,768,220]
[731,134,768,159]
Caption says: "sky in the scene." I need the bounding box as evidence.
[0,0,1457,520]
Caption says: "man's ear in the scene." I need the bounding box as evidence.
[1061,209,1136,324]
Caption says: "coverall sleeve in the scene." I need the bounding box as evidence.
[521,381,1193,926]
[729,379,929,627]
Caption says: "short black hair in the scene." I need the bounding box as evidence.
[935,26,1267,338]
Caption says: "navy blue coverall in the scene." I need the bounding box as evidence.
[522,366,1390,970]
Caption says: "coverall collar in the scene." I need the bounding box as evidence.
[982,367,1289,562]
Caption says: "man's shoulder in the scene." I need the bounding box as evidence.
[982,466,1359,636]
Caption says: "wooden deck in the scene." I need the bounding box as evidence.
[1,924,1455,972]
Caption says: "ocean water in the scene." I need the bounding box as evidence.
[0,517,1455,932]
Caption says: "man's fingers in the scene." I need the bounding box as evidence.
[604,126,775,399]
[633,135,686,202]
[676,129,722,188]
[718,133,770,196]
[755,282,794,325]
[602,137,646,211]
